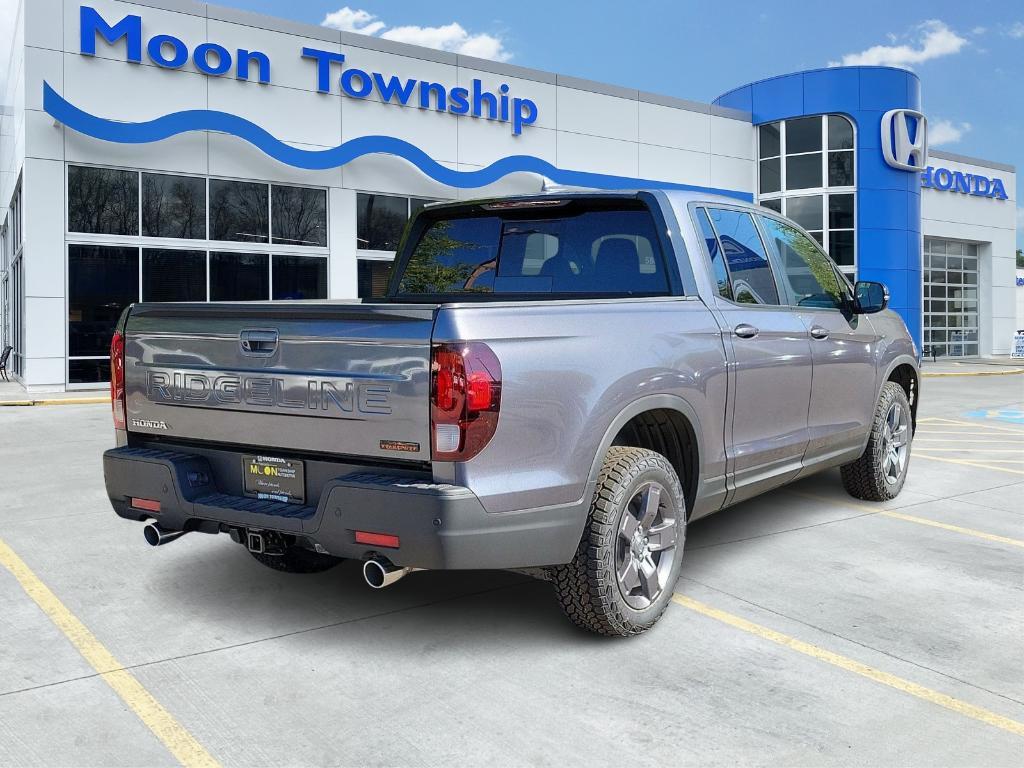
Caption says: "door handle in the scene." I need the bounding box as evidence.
[240,328,279,356]
[733,323,759,339]
[809,326,830,340]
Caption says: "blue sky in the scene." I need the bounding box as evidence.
[214,0,1023,247]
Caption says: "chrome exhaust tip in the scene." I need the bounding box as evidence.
[144,522,187,547]
[362,556,420,589]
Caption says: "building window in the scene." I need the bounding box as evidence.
[142,173,206,239]
[210,252,269,301]
[68,166,139,236]
[757,115,856,278]
[68,245,139,383]
[272,255,327,300]
[924,239,979,358]
[210,179,269,243]
[64,166,331,385]
[272,185,327,247]
[142,249,207,302]
[358,260,392,300]
[357,193,438,251]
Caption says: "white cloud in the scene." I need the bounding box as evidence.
[829,20,967,69]
[321,7,511,62]
[971,26,986,36]
[1008,22,1024,39]
[929,119,971,146]
[321,7,385,36]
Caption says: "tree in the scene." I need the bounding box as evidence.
[1016,249,1023,268]
[398,222,492,294]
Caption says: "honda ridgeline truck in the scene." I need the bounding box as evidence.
[103,191,919,636]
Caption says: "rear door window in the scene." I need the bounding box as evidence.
[706,208,781,305]
[395,204,671,297]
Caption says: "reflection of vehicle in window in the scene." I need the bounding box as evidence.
[102,191,919,638]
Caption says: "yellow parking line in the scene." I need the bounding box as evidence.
[915,439,1024,444]
[0,397,109,407]
[672,594,1024,737]
[0,537,219,768]
[916,432,1024,438]
[878,509,1024,549]
[919,418,1024,435]
[914,453,1024,477]
[922,368,1024,377]
[911,448,1024,453]
[788,491,1024,548]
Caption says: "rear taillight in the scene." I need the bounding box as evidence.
[430,342,501,461]
[110,330,126,430]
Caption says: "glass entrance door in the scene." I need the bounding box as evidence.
[923,239,979,358]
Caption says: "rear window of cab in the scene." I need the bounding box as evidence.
[393,201,672,297]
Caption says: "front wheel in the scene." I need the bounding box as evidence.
[841,381,913,501]
[550,446,686,636]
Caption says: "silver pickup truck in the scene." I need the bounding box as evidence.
[103,190,919,636]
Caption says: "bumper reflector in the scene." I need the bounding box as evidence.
[131,497,161,513]
[355,530,400,548]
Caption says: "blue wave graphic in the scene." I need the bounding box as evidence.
[43,82,751,199]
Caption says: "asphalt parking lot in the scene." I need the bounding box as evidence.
[1,371,1022,767]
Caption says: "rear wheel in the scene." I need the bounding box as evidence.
[841,381,913,501]
[550,446,686,636]
[249,546,343,574]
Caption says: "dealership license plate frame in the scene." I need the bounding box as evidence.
[242,455,306,505]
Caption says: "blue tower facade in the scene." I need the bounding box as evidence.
[715,67,923,349]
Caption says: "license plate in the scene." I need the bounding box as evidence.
[242,455,305,504]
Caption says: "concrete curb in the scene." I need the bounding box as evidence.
[922,368,1024,378]
[0,397,110,407]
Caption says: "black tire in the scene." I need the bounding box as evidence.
[550,446,686,637]
[249,546,343,574]
[841,381,913,501]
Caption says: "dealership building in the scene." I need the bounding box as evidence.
[0,0,1018,391]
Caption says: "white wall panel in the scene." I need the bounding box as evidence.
[22,159,65,297]
[208,78,341,148]
[342,98,458,163]
[709,154,755,193]
[556,132,637,177]
[206,19,341,93]
[63,53,207,120]
[639,144,710,187]
[709,115,754,160]
[341,153,456,199]
[456,67,556,130]
[66,130,209,175]
[639,102,710,153]
[556,87,638,142]
[24,109,64,162]
[25,0,63,51]
[23,46,63,112]
[208,133,341,187]
[458,121,556,168]
[64,0,207,75]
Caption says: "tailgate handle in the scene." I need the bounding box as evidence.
[240,328,279,356]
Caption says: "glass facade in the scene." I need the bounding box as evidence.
[355,193,439,299]
[66,165,329,385]
[923,239,980,358]
[756,115,856,279]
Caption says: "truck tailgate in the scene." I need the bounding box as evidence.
[122,302,435,462]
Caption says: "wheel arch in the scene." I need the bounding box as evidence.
[882,357,920,431]
[586,395,703,517]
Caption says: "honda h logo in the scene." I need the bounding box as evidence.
[881,109,928,171]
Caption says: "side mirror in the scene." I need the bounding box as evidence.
[853,280,889,314]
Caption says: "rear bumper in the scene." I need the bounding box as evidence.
[103,446,584,569]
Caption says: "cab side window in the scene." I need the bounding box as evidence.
[758,215,846,310]
[706,208,780,305]
[695,207,733,301]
